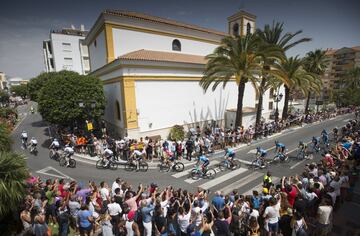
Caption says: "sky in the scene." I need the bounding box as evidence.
[0,0,359,79]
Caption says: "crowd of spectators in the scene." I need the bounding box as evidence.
[19,117,360,236]
[52,109,352,164]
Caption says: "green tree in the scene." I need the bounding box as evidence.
[169,125,185,141]
[345,66,360,88]
[38,71,106,126]
[0,152,28,221]
[0,123,12,152]
[0,90,9,105]
[27,72,58,101]
[255,22,311,124]
[303,49,326,116]
[10,84,28,98]
[200,34,283,127]
[275,56,318,119]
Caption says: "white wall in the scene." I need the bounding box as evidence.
[112,28,218,58]
[134,80,258,132]
[242,18,255,35]
[88,30,107,71]
[50,33,85,74]
[103,82,124,130]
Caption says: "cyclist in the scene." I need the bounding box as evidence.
[129,149,144,170]
[21,130,28,149]
[321,129,329,145]
[29,137,38,152]
[102,147,114,167]
[49,138,60,151]
[63,144,74,167]
[224,147,236,166]
[312,136,320,151]
[198,153,209,175]
[274,140,286,154]
[298,141,308,159]
[255,147,267,168]
[30,106,34,114]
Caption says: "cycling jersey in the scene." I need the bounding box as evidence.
[30,139,38,145]
[276,143,285,148]
[199,155,209,163]
[21,132,28,139]
[64,147,74,154]
[257,148,267,157]
[51,141,60,148]
[225,148,235,158]
[133,150,143,159]
[104,148,114,157]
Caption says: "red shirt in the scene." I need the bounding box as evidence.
[283,186,297,206]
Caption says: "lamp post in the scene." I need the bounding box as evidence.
[274,92,283,123]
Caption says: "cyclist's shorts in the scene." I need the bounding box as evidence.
[228,153,235,158]
[260,152,267,157]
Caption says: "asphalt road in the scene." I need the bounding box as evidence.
[11,102,354,195]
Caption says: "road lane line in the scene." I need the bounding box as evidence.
[219,172,263,195]
[184,167,221,184]
[290,159,307,170]
[198,167,248,190]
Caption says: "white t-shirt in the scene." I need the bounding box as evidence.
[330,180,341,196]
[112,182,121,196]
[263,206,278,224]
[107,202,122,216]
[178,211,191,233]
[100,188,110,201]
[160,200,168,217]
[250,209,260,220]
[317,206,332,225]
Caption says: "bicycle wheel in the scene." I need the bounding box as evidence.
[173,162,184,172]
[218,161,227,171]
[59,156,66,167]
[139,161,148,172]
[205,168,216,179]
[124,162,135,171]
[96,159,104,169]
[109,162,118,170]
[49,150,54,159]
[250,159,259,169]
[232,160,241,169]
[190,169,201,180]
[69,159,76,168]
[159,163,170,172]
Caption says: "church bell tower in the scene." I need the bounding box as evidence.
[227,10,256,37]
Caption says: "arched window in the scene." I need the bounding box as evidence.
[246,23,251,35]
[232,23,239,36]
[172,39,181,51]
[115,100,121,120]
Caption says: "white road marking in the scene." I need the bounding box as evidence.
[36,166,74,180]
[242,177,280,195]
[290,160,307,170]
[172,160,220,178]
[219,172,263,195]
[184,167,221,184]
[198,167,248,190]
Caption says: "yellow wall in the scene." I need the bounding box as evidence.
[104,23,115,63]
[121,77,138,129]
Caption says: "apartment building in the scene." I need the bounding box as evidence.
[322,46,360,99]
[43,25,90,75]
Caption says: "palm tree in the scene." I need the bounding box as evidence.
[275,56,318,119]
[303,49,327,116]
[345,66,360,88]
[0,123,12,152]
[255,22,311,121]
[0,152,29,219]
[200,34,283,127]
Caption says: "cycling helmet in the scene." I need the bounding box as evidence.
[299,141,303,145]
[256,147,261,151]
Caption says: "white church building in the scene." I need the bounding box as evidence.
[84,10,284,138]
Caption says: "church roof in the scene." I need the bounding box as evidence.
[104,10,227,37]
[119,49,207,65]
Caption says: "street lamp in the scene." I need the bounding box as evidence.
[274,92,283,123]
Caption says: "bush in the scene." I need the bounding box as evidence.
[0,123,12,152]
[169,125,185,141]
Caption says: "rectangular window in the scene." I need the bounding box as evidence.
[269,88,274,99]
[64,57,73,65]
[268,102,273,110]
[62,42,72,52]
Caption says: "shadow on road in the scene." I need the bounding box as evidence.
[31,120,48,127]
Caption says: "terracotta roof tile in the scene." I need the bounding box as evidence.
[119,49,207,64]
[104,10,227,37]
[352,46,360,51]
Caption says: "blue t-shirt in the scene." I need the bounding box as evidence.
[342,142,352,150]
[78,210,92,228]
[212,196,225,211]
